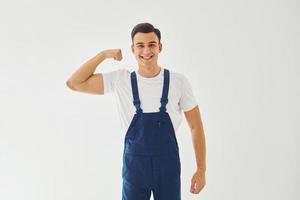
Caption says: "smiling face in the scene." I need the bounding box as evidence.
[131,32,162,70]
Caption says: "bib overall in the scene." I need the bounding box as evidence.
[122,68,181,200]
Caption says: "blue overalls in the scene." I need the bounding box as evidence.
[122,68,181,200]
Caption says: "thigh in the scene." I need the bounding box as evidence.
[152,153,181,200]
[122,179,151,200]
[122,153,153,188]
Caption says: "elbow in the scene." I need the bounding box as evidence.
[190,123,202,133]
[66,80,76,90]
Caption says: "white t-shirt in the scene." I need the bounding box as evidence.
[102,67,198,134]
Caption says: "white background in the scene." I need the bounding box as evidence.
[1,0,299,199]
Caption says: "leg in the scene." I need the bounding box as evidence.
[122,179,151,200]
[152,153,181,200]
[122,153,153,200]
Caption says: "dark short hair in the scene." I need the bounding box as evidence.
[131,22,161,44]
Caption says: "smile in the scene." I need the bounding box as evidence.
[140,55,153,60]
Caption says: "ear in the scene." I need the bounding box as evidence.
[159,43,162,52]
[131,44,134,53]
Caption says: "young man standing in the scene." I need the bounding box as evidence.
[66,22,206,200]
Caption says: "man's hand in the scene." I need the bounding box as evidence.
[102,49,123,61]
[190,169,206,194]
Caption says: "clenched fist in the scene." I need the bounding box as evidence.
[102,49,123,61]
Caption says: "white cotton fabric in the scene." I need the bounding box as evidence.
[102,67,198,134]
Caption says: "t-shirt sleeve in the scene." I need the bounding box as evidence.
[179,75,198,112]
[102,69,123,93]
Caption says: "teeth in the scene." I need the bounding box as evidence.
[141,56,153,60]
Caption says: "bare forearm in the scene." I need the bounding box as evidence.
[191,123,206,171]
[67,52,106,84]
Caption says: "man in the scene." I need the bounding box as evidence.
[66,22,206,200]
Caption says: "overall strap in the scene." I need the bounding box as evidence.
[130,71,143,114]
[159,69,170,113]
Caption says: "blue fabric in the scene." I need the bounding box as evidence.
[122,69,181,200]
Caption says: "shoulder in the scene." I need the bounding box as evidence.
[167,69,188,85]
[102,68,132,93]
[167,68,194,94]
[103,68,131,80]
[116,68,131,79]
[111,67,131,76]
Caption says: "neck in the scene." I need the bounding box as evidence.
[138,64,161,78]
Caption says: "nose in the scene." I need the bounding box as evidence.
[142,47,151,54]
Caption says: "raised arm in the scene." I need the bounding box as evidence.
[66,49,122,95]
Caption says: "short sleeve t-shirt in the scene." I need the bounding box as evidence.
[102,67,198,133]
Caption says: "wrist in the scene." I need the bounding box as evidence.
[196,167,206,173]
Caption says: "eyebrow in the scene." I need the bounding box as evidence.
[135,41,157,45]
